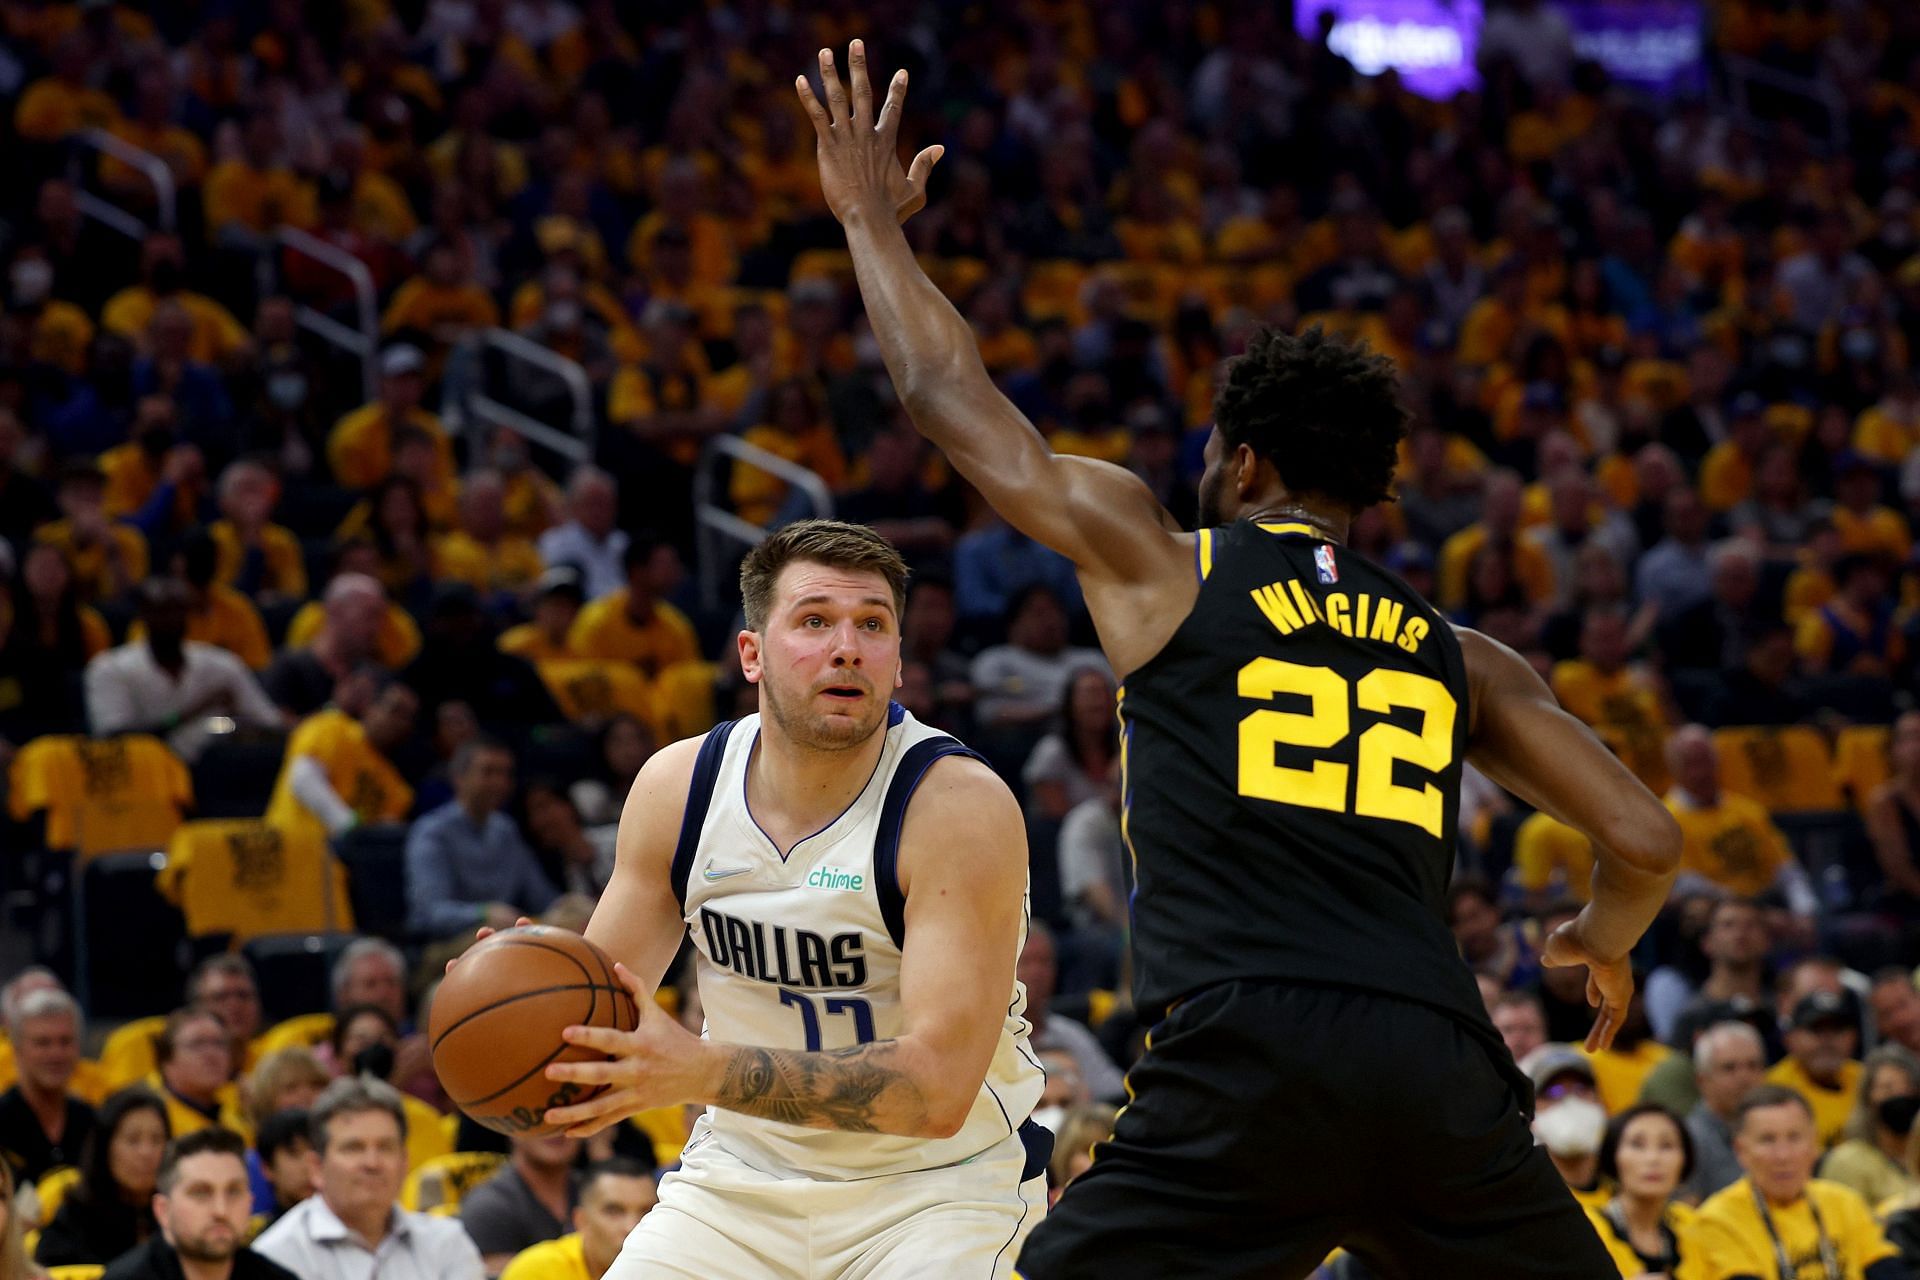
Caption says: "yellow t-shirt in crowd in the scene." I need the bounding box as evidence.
[1668,791,1794,899]
[1832,505,1911,562]
[1511,811,1594,902]
[568,593,700,679]
[1436,523,1557,609]
[203,159,318,234]
[381,278,500,337]
[327,403,457,490]
[1689,1176,1894,1279]
[652,660,722,743]
[145,1073,253,1143]
[498,624,576,664]
[264,708,413,834]
[98,442,160,518]
[6,733,190,856]
[1583,1199,1697,1280]
[101,286,249,364]
[34,520,149,602]
[1699,441,1755,512]
[500,1233,589,1280]
[1550,660,1671,791]
[536,660,657,732]
[434,530,544,595]
[284,600,422,670]
[28,299,95,376]
[1585,1039,1673,1116]
[158,819,354,941]
[1767,1057,1865,1152]
[13,76,119,141]
[129,585,272,671]
[210,520,309,599]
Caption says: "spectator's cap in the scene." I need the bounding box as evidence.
[789,278,837,306]
[1522,1044,1595,1091]
[1833,449,1875,477]
[380,344,425,378]
[428,580,481,616]
[1385,542,1434,575]
[1729,390,1766,419]
[536,216,584,255]
[1125,402,1175,436]
[1790,990,1857,1032]
[535,565,585,603]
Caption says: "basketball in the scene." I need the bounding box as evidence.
[429,926,639,1137]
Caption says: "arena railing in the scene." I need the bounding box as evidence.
[1719,53,1848,150]
[270,227,381,403]
[442,327,596,466]
[72,127,176,238]
[693,435,835,610]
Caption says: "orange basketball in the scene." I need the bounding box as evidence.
[429,925,639,1136]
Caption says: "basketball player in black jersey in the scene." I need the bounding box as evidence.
[799,43,1683,1278]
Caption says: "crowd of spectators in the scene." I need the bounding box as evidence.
[7,0,1920,1275]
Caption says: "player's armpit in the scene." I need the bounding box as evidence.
[582,735,705,998]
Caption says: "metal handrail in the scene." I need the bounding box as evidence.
[274,227,380,402]
[1718,53,1847,149]
[444,327,596,465]
[694,435,836,609]
[75,127,176,232]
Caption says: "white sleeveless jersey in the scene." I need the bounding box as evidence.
[671,705,1045,1181]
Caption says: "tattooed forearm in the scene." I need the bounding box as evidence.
[713,1040,932,1135]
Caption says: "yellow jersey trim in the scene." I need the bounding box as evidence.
[1197,528,1215,580]
[1258,521,1322,538]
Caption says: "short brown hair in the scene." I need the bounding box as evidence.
[738,520,909,631]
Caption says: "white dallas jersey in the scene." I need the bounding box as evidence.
[672,705,1045,1181]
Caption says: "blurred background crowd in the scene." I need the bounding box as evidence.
[8,0,1920,1275]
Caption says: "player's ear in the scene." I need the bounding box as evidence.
[1234,442,1261,497]
[893,662,904,690]
[738,629,764,684]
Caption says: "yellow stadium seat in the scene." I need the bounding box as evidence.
[1713,726,1844,813]
[788,248,853,286]
[98,1015,169,1091]
[46,1267,104,1280]
[1021,260,1089,324]
[253,1011,335,1057]
[1834,725,1891,810]
[402,1151,507,1213]
[8,734,191,857]
[158,819,355,940]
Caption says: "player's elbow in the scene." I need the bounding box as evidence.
[1611,803,1683,878]
[919,1094,973,1140]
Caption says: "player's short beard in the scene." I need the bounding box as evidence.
[760,669,887,752]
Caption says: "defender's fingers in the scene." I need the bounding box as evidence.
[906,144,945,187]
[819,48,850,126]
[847,38,872,122]
[795,75,831,136]
[875,69,907,141]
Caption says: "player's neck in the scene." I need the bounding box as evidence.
[747,720,889,854]
[1242,500,1348,543]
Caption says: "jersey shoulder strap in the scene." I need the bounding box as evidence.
[669,718,741,908]
[873,736,988,948]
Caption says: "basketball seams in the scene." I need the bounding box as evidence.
[430,928,641,1131]
[429,981,628,1052]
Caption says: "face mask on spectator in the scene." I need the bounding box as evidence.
[267,371,308,410]
[1879,1094,1920,1136]
[10,258,52,307]
[1531,1098,1607,1157]
[351,1043,395,1081]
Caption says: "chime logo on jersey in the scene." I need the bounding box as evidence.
[806,865,865,892]
[1315,544,1339,584]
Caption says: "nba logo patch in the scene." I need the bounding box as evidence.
[1314,545,1339,584]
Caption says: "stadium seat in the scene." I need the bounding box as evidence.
[8,734,193,858]
[74,850,187,1019]
[190,730,290,819]
[1712,726,1843,813]
[160,819,354,943]
[1833,725,1890,810]
[242,933,357,1025]
[401,1151,507,1214]
[98,1015,169,1091]
[253,1011,335,1057]
[334,825,411,942]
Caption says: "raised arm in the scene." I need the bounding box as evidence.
[796,42,1188,585]
[547,755,1029,1140]
[1458,626,1682,1050]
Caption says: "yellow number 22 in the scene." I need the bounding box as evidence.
[1236,658,1456,837]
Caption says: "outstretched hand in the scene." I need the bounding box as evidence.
[795,39,944,226]
[1540,915,1635,1053]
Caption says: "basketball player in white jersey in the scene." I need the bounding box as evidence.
[539,519,1048,1279]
